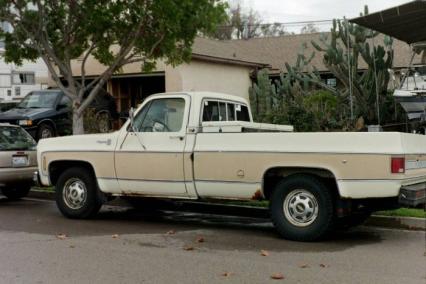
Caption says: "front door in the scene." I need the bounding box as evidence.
[115,95,189,197]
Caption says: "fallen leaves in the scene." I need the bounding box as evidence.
[166,230,176,235]
[260,249,269,256]
[319,263,330,268]
[69,245,75,249]
[221,272,232,277]
[56,233,67,240]
[183,245,195,251]
[111,234,119,239]
[299,263,309,268]
[270,273,285,280]
[196,236,205,243]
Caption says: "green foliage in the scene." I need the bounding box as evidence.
[0,0,227,133]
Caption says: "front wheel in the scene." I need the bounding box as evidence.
[1,184,31,200]
[55,167,102,219]
[37,123,55,140]
[270,175,335,242]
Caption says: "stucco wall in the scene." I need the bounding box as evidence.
[166,60,252,100]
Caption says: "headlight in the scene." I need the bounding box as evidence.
[19,120,33,126]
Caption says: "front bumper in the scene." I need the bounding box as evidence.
[399,182,426,207]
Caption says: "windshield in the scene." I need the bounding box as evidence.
[0,126,36,151]
[18,92,60,109]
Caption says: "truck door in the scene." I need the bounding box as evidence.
[115,95,190,197]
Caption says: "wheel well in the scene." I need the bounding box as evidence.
[262,167,339,200]
[49,160,96,186]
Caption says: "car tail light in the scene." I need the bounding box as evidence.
[391,157,405,174]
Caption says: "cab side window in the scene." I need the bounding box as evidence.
[133,98,185,132]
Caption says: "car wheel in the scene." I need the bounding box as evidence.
[55,167,102,219]
[96,112,112,133]
[270,174,335,242]
[37,123,55,140]
[1,184,31,200]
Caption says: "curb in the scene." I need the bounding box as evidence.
[366,215,426,231]
[28,189,425,231]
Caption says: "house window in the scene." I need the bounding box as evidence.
[12,72,35,85]
[326,78,337,88]
[15,86,20,96]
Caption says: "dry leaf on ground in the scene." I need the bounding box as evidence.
[111,234,119,239]
[183,245,195,251]
[221,272,232,277]
[319,263,329,268]
[166,230,176,235]
[56,234,67,240]
[196,236,205,243]
[299,263,309,268]
[270,273,284,280]
[260,249,269,256]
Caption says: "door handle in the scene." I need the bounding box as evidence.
[169,135,184,141]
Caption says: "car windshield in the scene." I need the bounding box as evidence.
[17,92,60,109]
[0,126,36,151]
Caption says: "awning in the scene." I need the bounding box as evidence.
[349,0,426,44]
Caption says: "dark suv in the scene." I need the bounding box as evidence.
[0,89,118,140]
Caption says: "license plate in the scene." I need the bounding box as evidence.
[12,156,28,167]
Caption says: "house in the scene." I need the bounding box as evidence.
[0,23,49,104]
[64,40,268,113]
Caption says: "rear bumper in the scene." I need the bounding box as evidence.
[399,182,426,207]
[0,166,37,186]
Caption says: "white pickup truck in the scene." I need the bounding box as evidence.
[36,92,426,241]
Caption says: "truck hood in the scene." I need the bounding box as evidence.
[37,132,120,154]
[0,108,53,120]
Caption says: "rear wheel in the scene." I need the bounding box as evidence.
[55,167,102,219]
[270,175,335,241]
[1,184,31,200]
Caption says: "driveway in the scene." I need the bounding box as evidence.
[0,197,424,283]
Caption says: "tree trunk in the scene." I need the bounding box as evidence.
[72,111,84,135]
[72,97,85,135]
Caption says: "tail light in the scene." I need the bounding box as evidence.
[391,157,405,174]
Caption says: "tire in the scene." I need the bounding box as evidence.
[270,174,335,242]
[37,123,55,140]
[1,184,31,200]
[55,167,102,219]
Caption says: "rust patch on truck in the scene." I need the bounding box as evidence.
[252,189,263,200]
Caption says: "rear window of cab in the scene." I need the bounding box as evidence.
[202,100,250,122]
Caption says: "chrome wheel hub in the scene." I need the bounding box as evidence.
[283,189,319,227]
[63,178,87,210]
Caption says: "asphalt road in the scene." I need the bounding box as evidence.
[0,197,425,284]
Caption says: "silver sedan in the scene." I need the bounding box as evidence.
[0,123,37,200]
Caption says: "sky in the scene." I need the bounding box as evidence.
[236,0,411,32]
